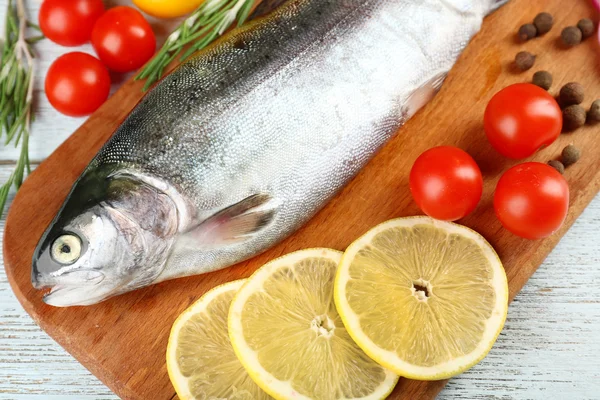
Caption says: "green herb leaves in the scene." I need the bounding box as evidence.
[0,0,40,216]
[135,0,256,91]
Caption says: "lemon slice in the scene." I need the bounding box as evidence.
[229,248,398,400]
[167,279,271,400]
[335,217,508,380]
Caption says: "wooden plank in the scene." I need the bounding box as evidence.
[2,186,599,398]
[2,0,600,399]
[0,165,117,399]
[439,199,600,399]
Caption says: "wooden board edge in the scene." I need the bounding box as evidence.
[4,0,600,398]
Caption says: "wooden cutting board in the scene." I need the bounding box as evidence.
[4,0,600,399]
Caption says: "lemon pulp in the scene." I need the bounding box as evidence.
[335,217,508,380]
[167,280,271,400]
[229,248,398,400]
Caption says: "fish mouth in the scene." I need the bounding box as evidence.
[43,285,75,303]
[42,284,106,307]
[33,269,105,288]
[33,270,107,307]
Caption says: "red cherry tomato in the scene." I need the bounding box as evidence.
[484,83,562,159]
[39,0,105,46]
[409,146,483,221]
[494,162,569,240]
[91,6,156,73]
[45,52,111,117]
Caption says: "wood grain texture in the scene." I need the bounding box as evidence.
[2,0,600,399]
[2,185,599,400]
[0,166,118,400]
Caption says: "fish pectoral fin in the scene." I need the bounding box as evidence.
[183,194,279,248]
[402,72,448,119]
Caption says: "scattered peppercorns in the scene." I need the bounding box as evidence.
[561,26,583,46]
[515,51,536,71]
[533,12,554,35]
[532,70,553,90]
[548,160,565,174]
[563,105,587,131]
[562,144,581,167]
[559,82,585,106]
[509,14,592,174]
[518,23,537,41]
[577,18,595,39]
[588,99,600,123]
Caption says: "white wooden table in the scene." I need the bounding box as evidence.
[1,1,599,399]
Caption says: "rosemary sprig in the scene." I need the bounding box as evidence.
[135,0,256,91]
[0,0,39,216]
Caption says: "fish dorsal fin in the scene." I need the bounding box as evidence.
[179,193,279,249]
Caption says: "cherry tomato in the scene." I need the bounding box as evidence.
[45,52,111,117]
[484,83,562,159]
[409,146,483,221]
[91,7,156,73]
[494,162,569,240]
[39,0,105,47]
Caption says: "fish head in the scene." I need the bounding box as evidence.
[32,204,145,306]
[32,172,178,307]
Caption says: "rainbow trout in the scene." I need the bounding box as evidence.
[33,0,507,306]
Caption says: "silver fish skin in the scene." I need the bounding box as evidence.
[32,0,506,306]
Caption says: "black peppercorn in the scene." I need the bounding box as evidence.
[532,70,552,90]
[518,23,537,41]
[533,12,554,35]
[577,18,595,39]
[548,160,565,174]
[562,144,581,167]
[562,105,586,131]
[588,99,600,123]
[562,26,583,46]
[559,82,585,106]
[515,51,536,71]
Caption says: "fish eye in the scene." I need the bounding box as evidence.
[51,234,82,265]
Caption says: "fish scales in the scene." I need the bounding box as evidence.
[100,0,485,276]
[32,0,505,306]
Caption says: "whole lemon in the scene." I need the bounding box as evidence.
[133,0,204,19]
